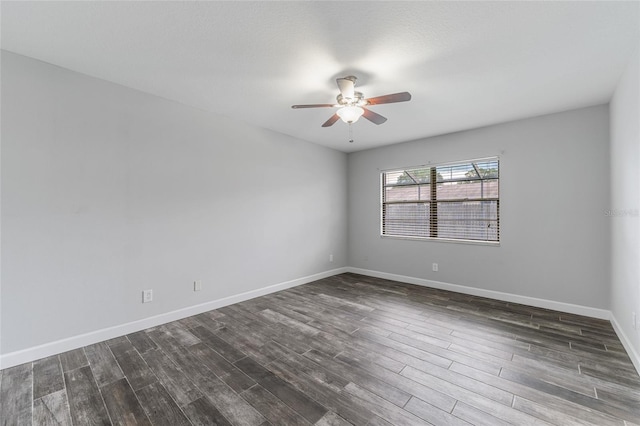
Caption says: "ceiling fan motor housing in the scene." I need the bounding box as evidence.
[337,92,366,106]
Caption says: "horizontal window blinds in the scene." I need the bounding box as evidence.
[382,158,499,242]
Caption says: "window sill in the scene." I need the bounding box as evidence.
[380,234,500,247]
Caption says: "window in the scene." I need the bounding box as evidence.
[381,157,499,243]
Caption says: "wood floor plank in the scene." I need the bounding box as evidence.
[500,368,639,422]
[168,347,266,426]
[314,411,353,426]
[109,340,157,391]
[266,358,374,426]
[364,416,394,426]
[282,290,367,324]
[240,384,313,425]
[127,331,158,354]
[59,348,88,372]
[365,305,453,331]
[447,328,529,352]
[512,395,607,426]
[450,362,626,426]
[33,389,72,426]
[106,336,130,348]
[0,363,33,425]
[256,309,320,337]
[159,323,201,347]
[212,323,301,365]
[317,293,375,314]
[194,311,225,330]
[181,397,232,426]
[580,363,640,388]
[352,328,454,370]
[177,315,206,330]
[343,382,432,426]
[190,376,266,426]
[219,315,322,357]
[217,305,258,326]
[509,353,598,396]
[525,343,591,370]
[363,308,508,375]
[298,307,361,334]
[352,331,514,406]
[303,348,412,407]
[83,341,124,387]
[101,378,152,425]
[188,342,256,392]
[234,356,328,424]
[273,347,350,393]
[404,396,472,426]
[33,355,64,400]
[306,320,360,341]
[339,346,406,374]
[261,302,317,325]
[596,386,640,415]
[64,365,111,425]
[451,400,510,426]
[146,327,191,355]
[401,366,550,425]
[383,328,504,375]
[189,325,248,362]
[134,382,191,426]
[333,350,457,412]
[141,348,202,407]
[208,313,271,348]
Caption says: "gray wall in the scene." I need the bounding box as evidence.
[610,47,640,356]
[348,105,610,309]
[1,51,348,354]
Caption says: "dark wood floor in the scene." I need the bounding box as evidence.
[2,273,640,425]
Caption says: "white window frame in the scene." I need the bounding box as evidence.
[380,157,500,245]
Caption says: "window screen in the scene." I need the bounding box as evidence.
[382,158,499,242]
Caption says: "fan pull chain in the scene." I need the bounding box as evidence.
[348,123,354,143]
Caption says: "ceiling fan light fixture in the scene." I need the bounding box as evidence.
[337,105,364,123]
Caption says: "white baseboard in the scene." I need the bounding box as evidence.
[609,314,640,375]
[0,267,348,369]
[346,267,611,320]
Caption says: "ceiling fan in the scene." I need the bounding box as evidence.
[292,76,412,127]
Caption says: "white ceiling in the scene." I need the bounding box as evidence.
[1,1,638,153]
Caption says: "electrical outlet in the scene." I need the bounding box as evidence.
[329,254,334,262]
[142,289,153,303]
[432,263,439,272]
[194,280,203,291]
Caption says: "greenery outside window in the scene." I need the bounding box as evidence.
[381,158,499,242]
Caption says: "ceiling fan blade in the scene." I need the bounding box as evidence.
[291,103,336,109]
[362,108,387,125]
[321,113,340,127]
[365,92,412,105]
[336,76,356,100]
